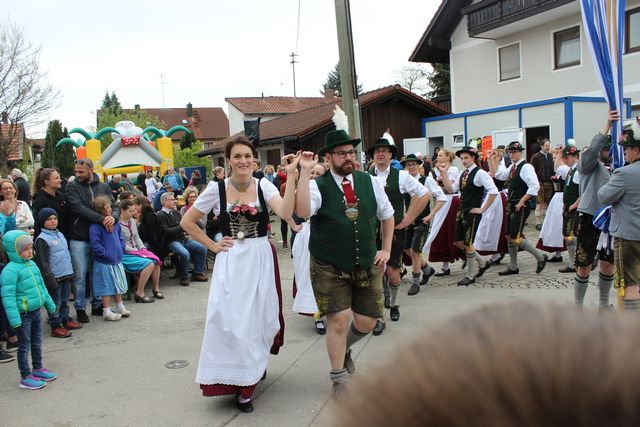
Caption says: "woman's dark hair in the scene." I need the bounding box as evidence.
[224,135,256,159]
[33,167,58,195]
[120,199,134,212]
[339,302,640,427]
[91,196,111,214]
[134,195,151,210]
[118,191,132,201]
[192,169,201,178]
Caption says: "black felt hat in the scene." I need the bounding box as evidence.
[318,130,361,156]
[367,138,397,158]
[505,141,525,151]
[455,145,479,158]
[400,153,421,166]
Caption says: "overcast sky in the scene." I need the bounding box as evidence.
[3,0,439,137]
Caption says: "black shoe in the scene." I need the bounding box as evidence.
[434,268,450,277]
[390,306,400,321]
[91,306,104,317]
[76,309,90,324]
[498,268,519,276]
[559,266,576,273]
[548,256,563,263]
[236,398,254,413]
[476,262,491,278]
[490,253,505,266]
[407,283,420,295]
[457,276,475,286]
[535,224,542,231]
[5,340,18,352]
[0,348,15,363]
[344,349,355,374]
[315,320,326,335]
[400,266,408,279]
[420,266,435,285]
[372,319,386,336]
[536,255,548,274]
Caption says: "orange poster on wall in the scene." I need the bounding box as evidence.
[481,136,492,157]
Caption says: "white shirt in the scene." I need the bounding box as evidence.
[560,163,581,185]
[308,170,394,221]
[408,172,446,202]
[462,164,499,195]
[432,166,461,193]
[494,159,540,196]
[372,165,428,198]
[193,178,280,216]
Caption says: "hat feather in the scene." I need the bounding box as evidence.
[633,118,640,141]
[332,105,349,132]
[382,130,395,146]
[567,139,576,146]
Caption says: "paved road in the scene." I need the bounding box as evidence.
[0,224,608,426]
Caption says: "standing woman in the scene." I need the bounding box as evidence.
[0,179,34,233]
[422,149,461,276]
[31,168,67,237]
[144,171,159,203]
[180,136,299,413]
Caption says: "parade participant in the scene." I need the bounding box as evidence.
[558,145,581,273]
[531,139,555,230]
[401,154,446,295]
[181,136,297,413]
[422,149,461,276]
[295,118,393,396]
[291,163,328,333]
[368,135,429,334]
[454,145,498,286]
[490,141,548,275]
[573,112,616,309]
[597,115,640,311]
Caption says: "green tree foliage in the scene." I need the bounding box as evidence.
[180,132,196,150]
[173,140,211,178]
[101,91,123,115]
[321,63,362,97]
[41,120,76,178]
[425,63,450,99]
[97,109,165,151]
[57,127,76,178]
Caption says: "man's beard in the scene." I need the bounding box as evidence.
[333,161,354,176]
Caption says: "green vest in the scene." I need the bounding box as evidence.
[563,167,579,208]
[370,166,403,224]
[310,171,378,272]
[459,167,484,212]
[507,161,528,204]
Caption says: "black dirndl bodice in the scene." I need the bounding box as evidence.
[217,179,270,239]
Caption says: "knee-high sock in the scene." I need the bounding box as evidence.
[574,274,589,305]
[389,283,400,307]
[508,241,518,270]
[554,251,562,258]
[346,321,368,349]
[412,272,420,286]
[566,240,576,268]
[475,253,487,268]
[330,368,349,384]
[598,272,613,307]
[466,252,476,278]
[623,299,640,310]
[490,253,502,262]
[442,261,449,270]
[520,239,544,261]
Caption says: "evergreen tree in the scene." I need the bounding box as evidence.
[109,92,123,115]
[42,120,64,169]
[425,63,450,99]
[101,91,112,112]
[321,63,362,97]
[56,127,75,179]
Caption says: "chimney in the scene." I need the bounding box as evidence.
[134,104,140,112]
[324,89,335,100]
[1,112,7,124]
[186,102,193,117]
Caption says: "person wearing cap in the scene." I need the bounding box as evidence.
[34,208,81,338]
[401,154,446,295]
[598,115,640,311]
[368,137,429,334]
[295,128,394,396]
[454,145,499,286]
[572,111,616,309]
[489,141,548,276]
[64,158,119,323]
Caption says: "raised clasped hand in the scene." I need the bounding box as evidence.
[298,151,318,170]
[282,151,301,174]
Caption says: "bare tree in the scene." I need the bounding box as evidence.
[395,64,429,95]
[0,22,59,174]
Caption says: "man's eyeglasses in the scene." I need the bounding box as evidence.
[331,149,357,159]
[74,159,93,168]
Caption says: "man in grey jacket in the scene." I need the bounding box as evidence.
[598,115,640,311]
[65,158,118,323]
[573,112,616,310]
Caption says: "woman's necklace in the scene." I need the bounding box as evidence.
[229,177,252,193]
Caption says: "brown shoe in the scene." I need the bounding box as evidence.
[191,273,209,282]
[180,277,190,286]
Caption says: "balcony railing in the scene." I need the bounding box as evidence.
[463,0,575,37]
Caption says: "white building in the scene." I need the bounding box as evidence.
[410,0,640,156]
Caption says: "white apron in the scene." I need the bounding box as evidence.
[539,192,565,249]
[474,191,506,252]
[291,223,318,314]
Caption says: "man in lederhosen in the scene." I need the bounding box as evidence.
[454,145,499,286]
[295,128,394,395]
[401,154,446,295]
[598,115,640,311]
[559,146,581,274]
[489,141,548,275]
[368,138,429,335]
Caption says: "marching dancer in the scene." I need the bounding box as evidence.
[489,141,548,276]
[295,112,394,396]
[368,134,429,335]
[453,145,498,286]
[181,136,298,413]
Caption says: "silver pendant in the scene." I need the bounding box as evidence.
[237,231,245,240]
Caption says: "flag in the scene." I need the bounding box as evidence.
[580,0,626,168]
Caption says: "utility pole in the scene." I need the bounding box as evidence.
[334,0,364,166]
[160,74,167,108]
[290,52,299,97]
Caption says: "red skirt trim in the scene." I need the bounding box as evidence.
[536,239,566,253]
[200,383,257,398]
[429,196,463,263]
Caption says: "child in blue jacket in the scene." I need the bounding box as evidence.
[0,230,57,389]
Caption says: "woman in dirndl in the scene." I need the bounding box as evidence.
[475,154,509,264]
[536,147,569,261]
[423,149,462,276]
[180,136,301,413]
